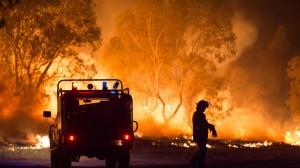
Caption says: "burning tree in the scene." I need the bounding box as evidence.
[288,56,300,122]
[103,0,235,129]
[0,0,101,140]
[0,0,20,28]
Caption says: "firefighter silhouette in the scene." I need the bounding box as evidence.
[190,100,217,168]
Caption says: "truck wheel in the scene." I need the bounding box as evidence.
[51,149,71,168]
[60,156,71,168]
[106,156,117,168]
[51,149,59,168]
[117,150,129,168]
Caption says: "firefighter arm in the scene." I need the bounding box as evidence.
[208,123,217,137]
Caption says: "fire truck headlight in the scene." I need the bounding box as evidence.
[102,82,108,90]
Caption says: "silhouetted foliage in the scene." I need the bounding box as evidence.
[288,56,300,122]
[0,0,101,95]
[103,0,235,124]
[0,0,101,140]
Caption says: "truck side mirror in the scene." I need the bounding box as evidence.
[133,121,138,132]
[43,111,51,118]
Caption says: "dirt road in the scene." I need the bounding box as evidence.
[0,139,300,168]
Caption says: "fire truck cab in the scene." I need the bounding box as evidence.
[43,79,137,168]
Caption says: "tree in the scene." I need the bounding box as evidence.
[0,0,100,95]
[0,0,20,28]
[0,0,101,140]
[103,0,235,126]
[287,56,300,122]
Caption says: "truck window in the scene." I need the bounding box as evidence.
[77,98,109,106]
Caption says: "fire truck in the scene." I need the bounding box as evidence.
[43,79,138,168]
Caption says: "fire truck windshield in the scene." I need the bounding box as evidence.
[77,98,109,105]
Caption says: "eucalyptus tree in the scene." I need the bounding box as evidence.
[103,0,235,123]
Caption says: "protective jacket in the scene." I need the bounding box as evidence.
[192,111,213,143]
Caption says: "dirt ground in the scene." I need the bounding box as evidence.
[0,138,299,168]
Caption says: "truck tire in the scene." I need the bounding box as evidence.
[60,156,71,168]
[106,156,117,168]
[51,149,71,168]
[51,149,59,168]
[105,150,129,168]
[117,149,129,168]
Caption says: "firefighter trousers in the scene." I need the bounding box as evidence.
[190,142,207,168]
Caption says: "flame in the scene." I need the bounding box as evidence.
[43,79,290,143]
[227,141,273,149]
[242,141,273,148]
[7,134,50,151]
[34,134,50,149]
[41,67,291,143]
[284,129,300,146]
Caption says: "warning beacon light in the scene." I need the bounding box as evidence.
[87,83,93,90]
[113,81,119,89]
[72,82,77,91]
[102,81,108,90]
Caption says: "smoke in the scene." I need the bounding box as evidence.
[1,0,299,143]
[232,12,257,57]
[93,0,132,52]
[216,0,300,140]
[93,0,300,141]
[0,72,46,144]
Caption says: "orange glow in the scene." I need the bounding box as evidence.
[37,54,294,145]
[42,77,290,143]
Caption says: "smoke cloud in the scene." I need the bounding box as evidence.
[1,0,300,143]
[232,12,257,57]
[0,72,46,144]
[217,0,300,140]
[94,0,300,141]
